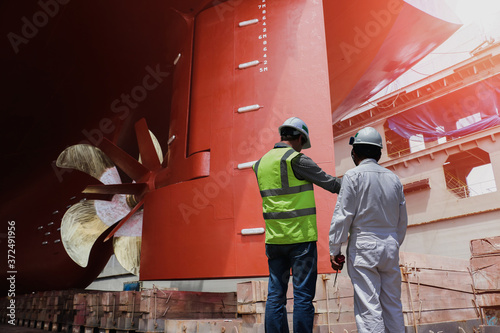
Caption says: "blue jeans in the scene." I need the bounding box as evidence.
[265,242,317,333]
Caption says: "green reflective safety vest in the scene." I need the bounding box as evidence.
[253,148,317,244]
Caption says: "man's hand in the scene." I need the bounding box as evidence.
[330,254,345,271]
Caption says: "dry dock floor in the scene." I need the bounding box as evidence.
[0,324,44,333]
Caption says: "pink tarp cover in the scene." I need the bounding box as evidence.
[387,76,500,141]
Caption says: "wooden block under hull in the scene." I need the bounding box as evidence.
[164,319,243,333]
[401,267,473,293]
[315,275,354,300]
[236,274,354,306]
[471,256,500,292]
[139,289,236,319]
[401,283,475,311]
[404,307,479,326]
[313,322,358,333]
[138,318,165,333]
[237,281,268,304]
[313,311,356,325]
[115,315,141,331]
[470,236,500,257]
[477,293,500,307]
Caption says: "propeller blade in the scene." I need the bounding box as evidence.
[61,200,110,268]
[83,183,148,196]
[94,195,132,225]
[99,166,123,185]
[104,197,145,242]
[114,210,143,237]
[113,207,142,275]
[135,118,162,171]
[99,138,150,181]
[56,145,115,181]
[113,236,141,276]
[149,130,164,164]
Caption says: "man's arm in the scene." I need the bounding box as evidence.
[397,185,408,246]
[292,154,341,194]
[329,172,355,256]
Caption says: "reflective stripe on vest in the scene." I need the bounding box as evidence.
[253,148,317,244]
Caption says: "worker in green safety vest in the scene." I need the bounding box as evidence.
[253,117,342,333]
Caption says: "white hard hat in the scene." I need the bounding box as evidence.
[349,127,383,148]
[278,117,311,149]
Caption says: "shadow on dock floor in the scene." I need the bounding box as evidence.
[0,324,47,333]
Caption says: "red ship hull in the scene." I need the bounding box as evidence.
[0,0,460,293]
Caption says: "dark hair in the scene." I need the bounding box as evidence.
[280,127,306,145]
[353,144,381,161]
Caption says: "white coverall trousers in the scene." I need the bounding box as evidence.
[347,232,405,333]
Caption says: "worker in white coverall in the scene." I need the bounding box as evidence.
[329,127,408,333]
